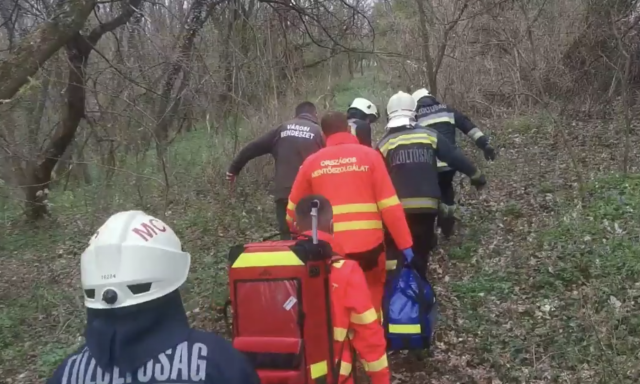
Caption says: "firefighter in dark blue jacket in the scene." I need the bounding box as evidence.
[46,211,260,384]
[412,88,497,238]
[347,97,380,147]
[377,92,487,279]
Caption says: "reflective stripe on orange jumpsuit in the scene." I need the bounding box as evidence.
[304,230,390,384]
[287,132,413,317]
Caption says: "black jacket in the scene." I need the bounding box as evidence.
[47,291,260,384]
[228,113,325,199]
[348,118,372,147]
[415,96,490,169]
[376,124,479,213]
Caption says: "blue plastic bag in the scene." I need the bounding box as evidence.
[382,266,437,351]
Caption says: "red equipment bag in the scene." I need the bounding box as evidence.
[227,237,338,384]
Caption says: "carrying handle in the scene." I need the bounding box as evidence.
[311,199,320,244]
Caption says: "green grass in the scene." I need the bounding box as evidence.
[449,173,640,382]
[0,72,393,381]
[2,72,639,383]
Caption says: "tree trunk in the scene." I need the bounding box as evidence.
[0,0,16,51]
[27,70,51,151]
[415,0,438,96]
[0,0,95,102]
[154,0,219,160]
[19,0,143,219]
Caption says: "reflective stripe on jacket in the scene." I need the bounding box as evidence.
[287,132,413,252]
[415,96,489,170]
[376,125,478,213]
[377,126,441,213]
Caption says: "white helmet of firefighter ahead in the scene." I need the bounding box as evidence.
[411,88,432,102]
[349,98,379,119]
[81,210,191,309]
[386,91,417,129]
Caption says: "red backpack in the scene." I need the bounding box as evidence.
[226,237,339,384]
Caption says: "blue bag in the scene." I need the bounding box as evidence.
[382,266,437,351]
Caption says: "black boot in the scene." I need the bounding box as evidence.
[439,216,455,239]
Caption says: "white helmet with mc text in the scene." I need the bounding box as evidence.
[81,211,191,309]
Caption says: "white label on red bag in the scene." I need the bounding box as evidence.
[283,296,297,310]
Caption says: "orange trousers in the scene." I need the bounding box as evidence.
[346,251,386,320]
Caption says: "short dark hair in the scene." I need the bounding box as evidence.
[295,194,333,232]
[295,101,316,116]
[320,111,350,137]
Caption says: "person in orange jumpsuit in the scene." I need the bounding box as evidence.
[287,111,414,319]
[295,194,390,384]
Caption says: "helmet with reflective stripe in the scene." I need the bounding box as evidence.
[81,210,191,309]
[386,91,417,129]
[411,88,432,103]
[349,98,379,120]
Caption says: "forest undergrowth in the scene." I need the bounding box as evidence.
[1,73,639,384]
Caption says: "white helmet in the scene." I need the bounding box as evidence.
[349,98,379,120]
[386,91,417,129]
[81,211,191,309]
[411,88,431,102]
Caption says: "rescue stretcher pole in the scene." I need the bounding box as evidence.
[311,200,319,244]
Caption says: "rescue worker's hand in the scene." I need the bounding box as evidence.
[401,248,414,263]
[226,172,237,183]
[483,145,496,161]
[470,172,487,190]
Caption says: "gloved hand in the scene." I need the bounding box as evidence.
[225,172,237,183]
[470,172,487,190]
[402,248,414,263]
[483,145,496,161]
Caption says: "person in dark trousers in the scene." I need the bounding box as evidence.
[411,88,497,238]
[226,102,325,239]
[347,97,379,147]
[47,211,260,384]
[377,92,487,280]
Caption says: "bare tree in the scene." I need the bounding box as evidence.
[0,0,96,101]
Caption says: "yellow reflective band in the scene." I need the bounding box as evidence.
[379,133,437,157]
[422,116,455,125]
[467,127,485,141]
[362,354,389,372]
[333,220,383,232]
[400,197,439,210]
[377,195,400,210]
[310,361,328,378]
[232,251,304,268]
[333,260,345,268]
[286,214,293,223]
[350,308,377,325]
[339,361,352,376]
[389,324,421,334]
[437,159,448,168]
[287,200,296,210]
[334,327,354,341]
[333,203,378,215]
[385,260,397,270]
